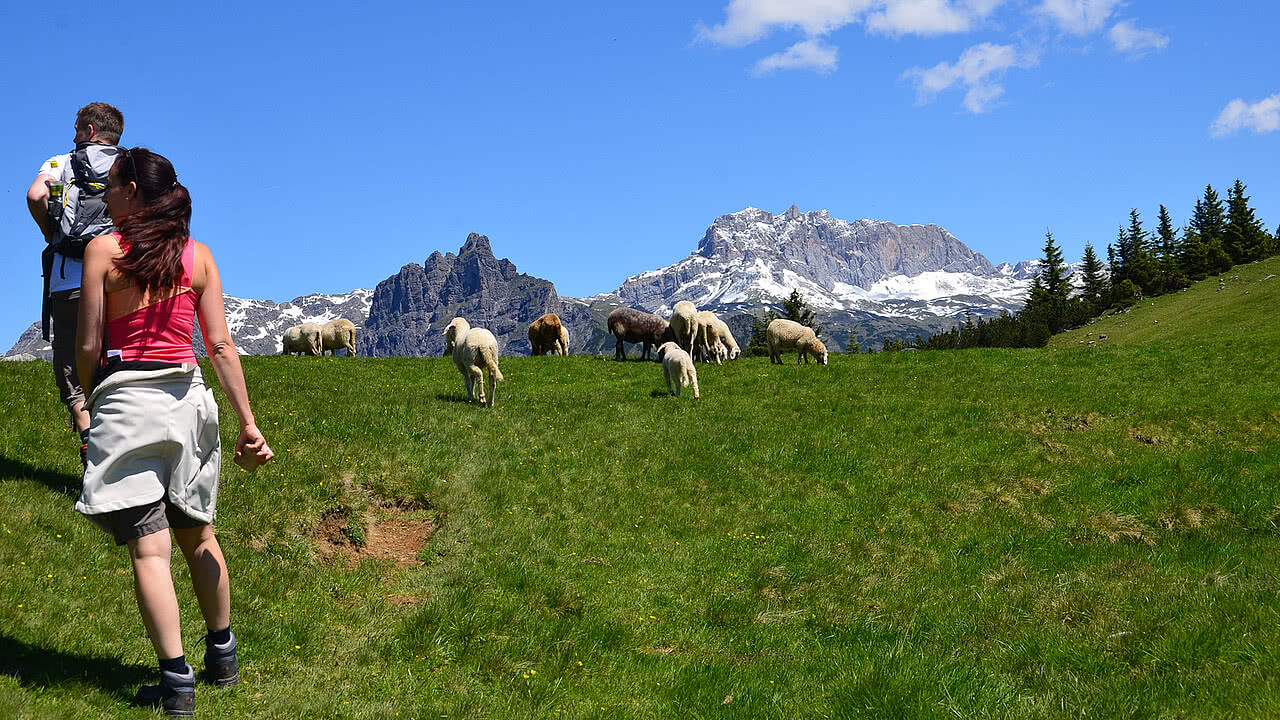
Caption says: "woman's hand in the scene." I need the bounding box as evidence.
[233,423,274,472]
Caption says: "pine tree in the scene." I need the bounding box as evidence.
[1079,243,1105,310]
[1105,243,1117,307]
[782,289,821,336]
[1190,184,1232,274]
[745,310,779,357]
[1113,225,1133,288]
[1155,204,1185,291]
[1180,225,1209,281]
[1022,231,1072,333]
[1125,208,1160,296]
[1225,179,1268,263]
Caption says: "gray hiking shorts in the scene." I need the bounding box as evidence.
[86,496,206,546]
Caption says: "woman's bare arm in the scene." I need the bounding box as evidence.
[195,244,255,426]
[75,235,115,396]
[194,243,273,469]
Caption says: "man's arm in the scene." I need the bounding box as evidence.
[27,175,56,242]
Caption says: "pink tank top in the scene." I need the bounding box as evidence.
[104,237,199,364]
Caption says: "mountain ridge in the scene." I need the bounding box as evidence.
[7,207,1049,358]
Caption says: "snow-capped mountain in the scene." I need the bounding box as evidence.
[614,205,1032,322]
[5,290,372,360]
[6,205,1069,357]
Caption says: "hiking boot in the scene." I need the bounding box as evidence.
[203,632,239,687]
[134,665,196,716]
[79,442,88,469]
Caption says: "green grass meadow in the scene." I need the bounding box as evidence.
[3,258,1279,718]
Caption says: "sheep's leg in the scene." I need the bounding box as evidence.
[665,368,676,397]
[486,370,497,408]
[464,371,475,402]
[471,367,486,405]
[689,369,700,400]
[615,337,625,361]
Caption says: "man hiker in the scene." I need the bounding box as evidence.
[26,102,124,465]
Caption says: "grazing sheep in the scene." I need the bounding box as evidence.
[320,318,357,356]
[767,319,828,365]
[693,311,740,363]
[607,307,675,361]
[656,342,700,400]
[670,301,699,353]
[716,318,740,360]
[527,313,569,356]
[282,323,322,356]
[444,317,503,408]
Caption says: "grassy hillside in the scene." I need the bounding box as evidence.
[2,262,1278,718]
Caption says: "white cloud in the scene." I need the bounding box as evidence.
[697,0,873,47]
[751,39,840,76]
[1210,94,1280,138]
[866,0,1004,36]
[1109,20,1169,56]
[1034,0,1122,35]
[902,42,1038,113]
[698,0,1004,45]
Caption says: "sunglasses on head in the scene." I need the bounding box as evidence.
[122,147,139,183]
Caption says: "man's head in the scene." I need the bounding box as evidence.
[74,102,123,145]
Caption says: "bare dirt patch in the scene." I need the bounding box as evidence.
[315,504,438,568]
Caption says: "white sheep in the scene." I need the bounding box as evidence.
[282,323,322,356]
[656,341,700,399]
[694,311,740,364]
[443,317,503,408]
[767,319,828,365]
[715,318,740,360]
[321,318,357,356]
[670,301,700,353]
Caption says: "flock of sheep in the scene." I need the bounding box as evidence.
[280,304,829,408]
[282,319,357,356]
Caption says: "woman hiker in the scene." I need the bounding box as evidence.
[75,147,274,716]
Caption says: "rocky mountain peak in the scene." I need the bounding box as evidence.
[360,234,562,357]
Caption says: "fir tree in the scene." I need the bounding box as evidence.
[1079,243,1105,309]
[782,289,821,336]
[1180,225,1209,281]
[1022,231,1072,333]
[1155,204,1185,291]
[1113,225,1133,288]
[1190,184,1232,274]
[1125,208,1160,295]
[745,310,779,357]
[1225,179,1268,263]
[1105,243,1117,307]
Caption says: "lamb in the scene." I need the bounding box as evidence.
[281,323,322,356]
[670,301,700,353]
[527,313,569,356]
[320,318,357,356]
[656,342,700,399]
[767,319,828,365]
[607,307,675,361]
[443,317,504,408]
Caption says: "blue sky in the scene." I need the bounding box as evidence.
[3,1,1277,347]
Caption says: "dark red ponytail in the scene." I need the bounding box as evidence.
[111,148,192,293]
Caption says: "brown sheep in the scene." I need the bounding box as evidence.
[527,313,569,356]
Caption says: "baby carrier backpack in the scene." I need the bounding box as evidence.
[41,142,121,339]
